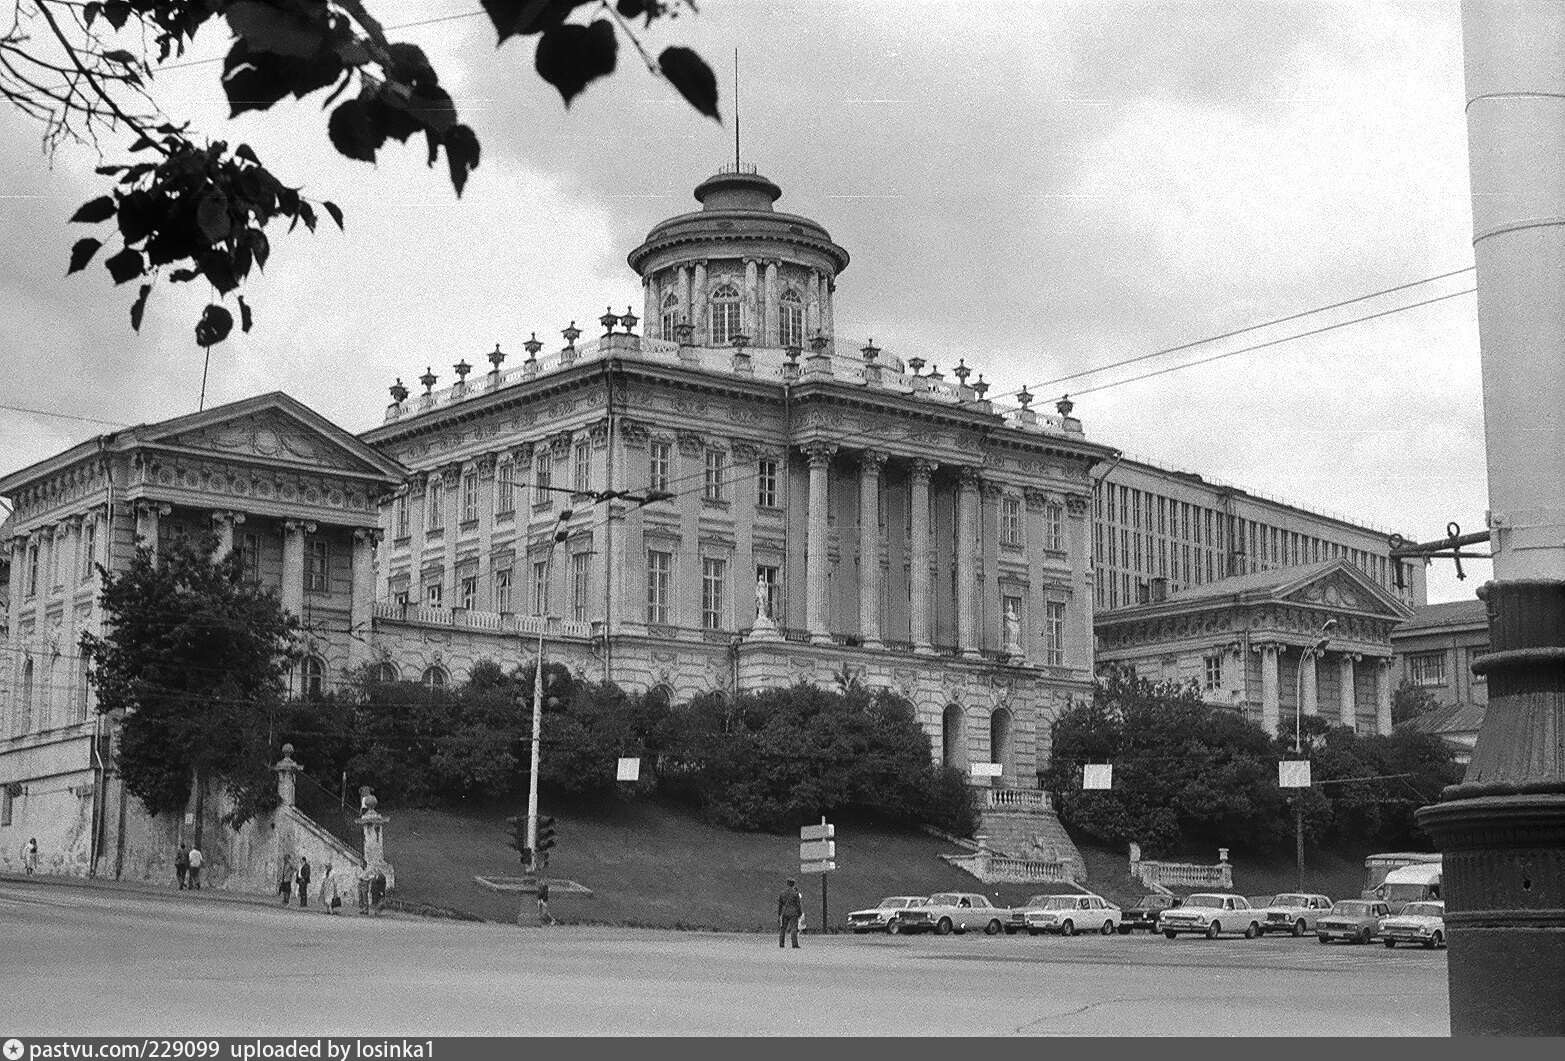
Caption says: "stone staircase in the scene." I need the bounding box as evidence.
[939,788,1088,884]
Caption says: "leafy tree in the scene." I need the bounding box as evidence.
[4,1,719,343]
[1391,681,1443,726]
[80,534,300,828]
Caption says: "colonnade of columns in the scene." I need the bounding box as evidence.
[645,259,836,348]
[1255,642,1394,737]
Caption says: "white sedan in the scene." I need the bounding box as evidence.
[847,896,927,934]
[1024,894,1123,936]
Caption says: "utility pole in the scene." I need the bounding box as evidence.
[525,510,571,875]
[1415,0,1565,1035]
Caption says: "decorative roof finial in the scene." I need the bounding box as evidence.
[419,367,437,394]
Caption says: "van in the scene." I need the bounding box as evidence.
[1361,851,1441,895]
[1370,862,1442,913]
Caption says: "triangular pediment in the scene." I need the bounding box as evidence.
[135,392,405,483]
[1277,561,1412,619]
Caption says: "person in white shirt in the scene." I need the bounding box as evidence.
[186,846,204,890]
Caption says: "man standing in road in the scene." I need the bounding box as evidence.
[296,855,311,907]
[778,877,803,948]
[175,844,190,890]
[537,880,555,926]
[186,845,203,889]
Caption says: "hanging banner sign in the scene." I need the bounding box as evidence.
[970,762,1003,778]
[1279,760,1312,788]
[1083,764,1113,790]
[616,757,641,782]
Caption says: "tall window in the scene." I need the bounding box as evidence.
[709,282,741,345]
[570,553,590,622]
[48,532,62,589]
[649,440,671,494]
[1045,601,1066,666]
[301,657,325,699]
[1000,497,1022,547]
[1203,654,1223,692]
[393,493,409,538]
[1410,652,1447,688]
[534,452,552,508]
[426,582,443,608]
[646,550,672,625]
[756,564,781,620]
[422,666,447,689]
[779,289,803,348]
[660,290,680,341]
[756,458,778,508]
[80,519,97,582]
[238,532,261,584]
[703,448,725,502]
[461,472,479,524]
[495,461,515,515]
[702,557,727,630]
[427,480,445,531]
[1046,503,1065,552]
[532,560,550,616]
[305,539,329,593]
[495,568,513,613]
[460,575,477,611]
[573,440,592,496]
[20,658,34,733]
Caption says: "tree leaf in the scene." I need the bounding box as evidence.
[68,238,103,275]
[327,98,385,163]
[101,1,131,31]
[225,1,327,60]
[659,47,720,121]
[387,42,439,90]
[238,295,253,333]
[94,164,126,176]
[404,85,458,136]
[128,136,157,153]
[130,283,151,331]
[235,144,260,165]
[481,0,583,45]
[535,21,617,109]
[104,246,145,285]
[222,41,295,117]
[199,250,239,295]
[444,125,481,198]
[101,49,138,66]
[298,201,317,233]
[116,190,158,244]
[243,228,271,271]
[321,201,344,230]
[71,196,117,224]
[195,304,234,347]
[168,268,202,283]
[197,194,232,243]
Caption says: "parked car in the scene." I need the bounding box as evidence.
[1157,893,1263,939]
[1022,893,1123,936]
[848,896,927,934]
[890,892,1009,936]
[1007,894,1067,935]
[1316,899,1392,944]
[1378,901,1446,949]
[1118,894,1182,934]
[1254,893,1335,937]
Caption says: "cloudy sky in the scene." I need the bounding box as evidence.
[0,0,1490,601]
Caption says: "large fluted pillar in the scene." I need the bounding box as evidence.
[281,519,308,617]
[691,260,708,345]
[804,444,836,643]
[909,460,936,653]
[764,260,779,345]
[1260,644,1280,735]
[134,501,168,563]
[1374,658,1393,736]
[1301,649,1319,717]
[1338,654,1357,729]
[857,450,886,649]
[211,511,244,559]
[956,469,981,658]
[743,258,759,339]
[349,528,378,669]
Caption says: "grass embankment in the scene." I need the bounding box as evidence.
[386,795,1083,929]
[1079,836,1386,905]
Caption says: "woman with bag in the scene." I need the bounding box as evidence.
[277,854,296,905]
[318,863,342,914]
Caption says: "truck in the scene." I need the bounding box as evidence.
[1360,852,1441,897]
[1368,862,1442,913]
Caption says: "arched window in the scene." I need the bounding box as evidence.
[373,662,399,684]
[660,290,681,342]
[19,658,34,734]
[942,704,967,770]
[422,665,448,689]
[779,289,803,348]
[301,656,325,700]
[709,283,741,346]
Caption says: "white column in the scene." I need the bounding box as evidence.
[210,511,244,559]
[956,469,981,658]
[764,260,779,345]
[1260,644,1281,735]
[1301,649,1320,717]
[134,501,168,562]
[281,519,308,617]
[804,443,836,643]
[349,528,377,670]
[691,260,708,345]
[857,450,886,649]
[678,266,691,333]
[5,534,26,736]
[442,465,460,607]
[476,454,497,609]
[1338,654,1358,729]
[642,273,654,335]
[806,271,821,336]
[1375,657,1393,736]
[909,459,936,653]
[823,276,835,344]
[743,258,759,339]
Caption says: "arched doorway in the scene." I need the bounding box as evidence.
[990,707,1014,784]
[942,704,967,770]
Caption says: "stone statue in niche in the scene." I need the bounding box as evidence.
[755,573,771,620]
[1003,599,1023,657]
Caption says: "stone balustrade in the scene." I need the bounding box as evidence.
[1130,859,1234,891]
[985,788,1053,811]
[372,601,597,640]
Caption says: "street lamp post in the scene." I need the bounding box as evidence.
[525,510,572,877]
[1291,619,1338,891]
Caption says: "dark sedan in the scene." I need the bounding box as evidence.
[1118,894,1182,934]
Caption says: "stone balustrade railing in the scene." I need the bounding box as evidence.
[372,602,596,640]
[943,849,1075,885]
[985,788,1053,811]
[1131,859,1234,891]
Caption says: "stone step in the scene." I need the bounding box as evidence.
[977,806,1085,880]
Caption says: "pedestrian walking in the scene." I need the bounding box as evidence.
[778,876,803,948]
[369,868,387,917]
[356,864,374,915]
[186,846,203,889]
[536,880,555,926]
[23,838,39,875]
[175,844,190,890]
[296,855,311,907]
[319,863,342,914]
[277,854,296,904]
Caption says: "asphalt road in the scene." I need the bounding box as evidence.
[0,881,1449,1036]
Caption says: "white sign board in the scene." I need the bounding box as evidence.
[1083,764,1113,790]
[616,757,641,782]
[799,859,837,874]
[969,762,1004,778]
[800,823,835,842]
[1279,760,1312,789]
[799,840,836,862]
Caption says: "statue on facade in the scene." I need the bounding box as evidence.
[1003,599,1023,657]
[755,573,771,621]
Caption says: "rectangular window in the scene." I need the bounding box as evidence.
[496,462,515,515]
[646,550,672,625]
[1046,504,1065,552]
[1157,497,1167,535]
[495,569,513,613]
[393,590,409,608]
[394,494,409,538]
[80,519,97,582]
[570,553,590,622]
[427,480,445,531]
[573,440,592,496]
[1204,654,1223,692]
[532,560,550,616]
[49,534,62,589]
[756,564,781,621]
[702,556,727,629]
[457,575,476,611]
[461,472,479,524]
[649,441,671,494]
[305,539,329,593]
[426,582,443,608]
[1045,601,1066,666]
[757,458,778,508]
[1410,652,1447,688]
[238,532,261,584]
[1000,497,1022,548]
[703,448,724,503]
[534,452,552,508]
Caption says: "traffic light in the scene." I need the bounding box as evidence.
[536,815,557,856]
[505,815,531,867]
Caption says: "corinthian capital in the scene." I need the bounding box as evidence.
[801,442,837,466]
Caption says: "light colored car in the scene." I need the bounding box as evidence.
[889,892,1009,936]
[1254,893,1334,937]
[1316,899,1392,944]
[1023,893,1122,937]
[847,896,926,934]
[1157,893,1263,939]
[1007,893,1069,934]
[1378,901,1446,949]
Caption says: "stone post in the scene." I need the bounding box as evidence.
[357,792,392,888]
[274,743,301,807]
